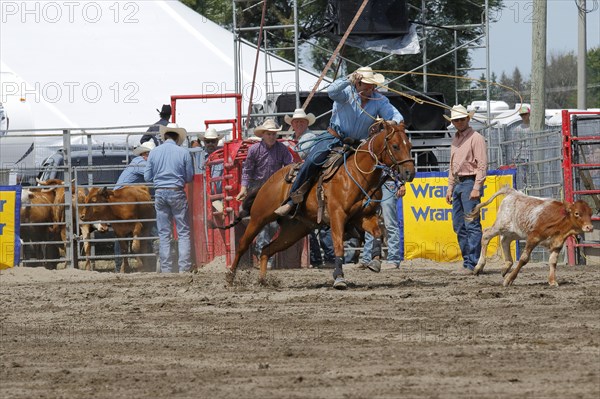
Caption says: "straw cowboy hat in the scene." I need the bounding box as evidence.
[284,108,316,126]
[355,66,385,85]
[253,118,282,138]
[518,105,530,115]
[132,140,155,156]
[444,104,475,122]
[203,127,220,140]
[159,123,187,145]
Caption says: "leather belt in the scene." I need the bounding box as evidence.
[327,127,342,140]
[458,175,476,182]
[156,187,183,191]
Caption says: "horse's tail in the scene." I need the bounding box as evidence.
[215,187,260,230]
[465,185,513,221]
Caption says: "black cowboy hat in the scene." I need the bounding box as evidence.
[157,104,172,115]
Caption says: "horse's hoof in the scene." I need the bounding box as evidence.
[333,277,347,290]
[367,259,381,273]
[225,270,235,286]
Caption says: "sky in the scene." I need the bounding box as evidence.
[471,0,600,78]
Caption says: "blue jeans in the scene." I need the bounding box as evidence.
[287,133,341,204]
[451,179,483,270]
[309,227,335,264]
[362,185,402,265]
[255,221,279,264]
[155,189,191,273]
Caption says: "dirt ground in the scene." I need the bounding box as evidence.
[1,257,599,399]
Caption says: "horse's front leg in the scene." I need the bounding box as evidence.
[329,213,348,290]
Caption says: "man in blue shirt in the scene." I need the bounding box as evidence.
[274,67,403,216]
[115,141,155,189]
[144,123,194,273]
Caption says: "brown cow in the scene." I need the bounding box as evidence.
[80,186,155,272]
[20,183,60,268]
[35,179,98,270]
[467,186,594,286]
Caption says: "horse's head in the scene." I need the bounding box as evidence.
[370,121,415,183]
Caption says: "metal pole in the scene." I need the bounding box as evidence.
[421,0,427,92]
[63,129,74,268]
[293,0,300,108]
[485,0,490,125]
[577,0,587,109]
[531,0,547,132]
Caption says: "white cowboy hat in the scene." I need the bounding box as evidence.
[444,104,475,122]
[159,123,187,145]
[253,118,282,138]
[284,108,316,126]
[132,140,155,156]
[203,127,220,140]
[355,66,385,85]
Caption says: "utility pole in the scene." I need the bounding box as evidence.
[531,0,547,132]
[577,0,587,109]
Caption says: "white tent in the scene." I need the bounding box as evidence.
[0,0,327,164]
[0,1,328,130]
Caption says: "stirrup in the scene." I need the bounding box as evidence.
[274,203,293,216]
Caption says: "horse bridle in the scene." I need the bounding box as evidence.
[368,121,414,168]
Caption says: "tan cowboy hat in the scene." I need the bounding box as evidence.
[132,140,155,156]
[203,127,220,140]
[284,108,316,126]
[355,66,385,85]
[444,104,475,122]
[159,123,187,145]
[253,118,282,138]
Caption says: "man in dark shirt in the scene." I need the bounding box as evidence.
[140,104,171,146]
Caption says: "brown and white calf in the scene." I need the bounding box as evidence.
[466,186,594,287]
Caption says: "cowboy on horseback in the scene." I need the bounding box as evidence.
[274,66,405,217]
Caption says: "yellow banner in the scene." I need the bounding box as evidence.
[402,171,516,262]
[0,186,22,269]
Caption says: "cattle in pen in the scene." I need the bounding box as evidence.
[80,185,156,272]
[34,179,99,270]
[466,186,594,286]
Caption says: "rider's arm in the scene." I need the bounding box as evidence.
[378,96,404,124]
[327,76,352,103]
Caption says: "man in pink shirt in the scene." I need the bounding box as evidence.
[444,105,488,273]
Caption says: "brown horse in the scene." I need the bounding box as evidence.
[227,121,415,289]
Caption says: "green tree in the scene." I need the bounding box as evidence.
[587,47,600,108]
[185,0,504,105]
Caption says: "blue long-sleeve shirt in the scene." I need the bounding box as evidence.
[114,156,146,190]
[327,77,403,140]
[144,139,194,188]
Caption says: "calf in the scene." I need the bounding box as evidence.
[20,184,59,268]
[81,186,155,272]
[466,186,594,286]
[36,179,96,270]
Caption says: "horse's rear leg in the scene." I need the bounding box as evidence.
[227,218,271,286]
[258,219,311,284]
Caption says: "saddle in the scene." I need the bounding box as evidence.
[283,146,350,223]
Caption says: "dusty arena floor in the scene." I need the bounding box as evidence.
[1,258,599,399]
